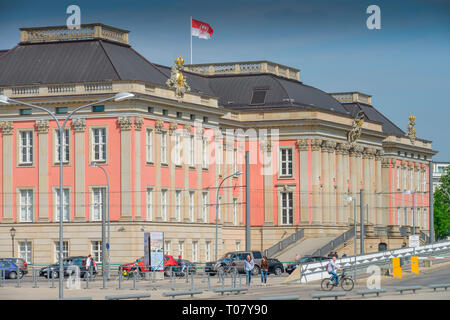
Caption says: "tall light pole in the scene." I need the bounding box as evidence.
[344,196,357,281]
[91,162,110,284]
[0,92,134,299]
[215,171,242,261]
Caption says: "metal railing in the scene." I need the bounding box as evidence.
[311,226,358,257]
[264,229,304,258]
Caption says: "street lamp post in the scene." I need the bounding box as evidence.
[91,162,110,285]
[10,227,16,257]
[215,171,242,261]
[345,196,357,281]
[0,92,134,299]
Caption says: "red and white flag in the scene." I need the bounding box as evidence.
[191,18,214,39]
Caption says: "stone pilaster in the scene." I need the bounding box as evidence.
[72,118,86,221]
[36,120,50,222]
[154,120,163,221]
[296,139,309,224]
[0,121,13,223]
[321,139,336,225]
[311,138,322,224]
[168,123,177,222]
[375,150,383,225]
[118,116,133,221]
[134,116,143,221]
[381,157,390,226]
[336,143,349,225]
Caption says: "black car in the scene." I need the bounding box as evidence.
[0,257,28,276]
[39,256,97,279]
[285,256,329,274]
[205,261,217,275]
[267,258,284,275]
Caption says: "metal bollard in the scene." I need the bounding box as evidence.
[171,267,176,291]
[221,272,225,288]
[239,273,242,286]
[51,271,55,288]
[151,269,157,291]
[132,272,137,290]
[117,270,122,290]
[207,272,211,291]
[0,269,4,287]
[33,269,38,288]
[16,270,21,288]
[85,272,89,289]
[186,266,189,283]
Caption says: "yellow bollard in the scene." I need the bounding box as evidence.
[411,256,419,274]
[392,257,402,279]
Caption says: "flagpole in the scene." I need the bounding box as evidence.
[190,16,193,64]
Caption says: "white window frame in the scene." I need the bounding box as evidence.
[91,128,107,162]
[189,191,195,222]
[235,241,240,251]
[161,189,167,221]
[175,190,182,222]
[396,207,400,225]
[146,188,153,221]
[161,131,167,164]
[54,188,70,222]
[164,240,171,256]
[91,187,105,221]
[202,192,209,223]
[396,165,400,190]
[205,241,211,262]
[19,189,34,222]
[91,241,102,263]
[146,128,154,163]
[202,138,208,169]
[174,133,181,166]
[18,241,32,263]
[178,241,184,258]
[279,147,293,177]
[55,129,70,164]
[19,130,33,165]
[54,241,69,263]
[189,135,195,167]
[233,198,238,226]
[281,191,293,225]
[192,241,198,262]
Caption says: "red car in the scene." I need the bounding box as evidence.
[120,255,178,275]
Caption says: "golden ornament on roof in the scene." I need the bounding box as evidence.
[409,114,416,122]
[176,71,184,86]
[175,56,185,66]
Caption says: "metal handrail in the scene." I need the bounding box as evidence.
[263,229,304,258]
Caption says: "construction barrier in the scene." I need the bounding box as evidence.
[411,256,419,274]
[392,257,402,279]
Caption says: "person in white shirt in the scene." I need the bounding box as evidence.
[326,256,342,285]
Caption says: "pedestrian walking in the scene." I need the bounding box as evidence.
[334,252,339,259]
[260,256,269,286]
[295,253,300,261]
[244,254,254,285]
[327,252,334,258]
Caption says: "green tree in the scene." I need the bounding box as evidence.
[434,166,450,240]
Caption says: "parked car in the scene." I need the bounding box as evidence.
[39,256,97,279]
[0,260,23,279]
[119,255,178,277]
[0,258,28,276]
[205,261,217,275]
[214,251,263,275]
[267,258,284,275]
[285,256,329,274]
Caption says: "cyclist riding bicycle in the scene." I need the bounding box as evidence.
[326,256,342,285]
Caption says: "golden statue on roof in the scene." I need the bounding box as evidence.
[406,114,416,144]
[166,56,191,101]
[347,111,365,148]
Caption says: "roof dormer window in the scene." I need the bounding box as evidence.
[250,89,268,105]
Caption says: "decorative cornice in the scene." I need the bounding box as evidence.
[322,140,337,153]
[336,142,351,155]
[350,144,364,157]
[296,139,309,151]
[381,158,390,168]
[0,121,13,135]
[168,122,178,135]
[134,116,144,131]
[118,116,133,131]
[375,149,384,160]
[71,118,86,132]
[35,119,49,134]
[363,147,376,159]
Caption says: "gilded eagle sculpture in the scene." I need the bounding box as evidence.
[347,111,365,147]
[166,56,191,101]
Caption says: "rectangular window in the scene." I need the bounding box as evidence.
[174,134,181,166]
[396,166,400,190]
[281,192,293,225]
[176,112,182,119]
[189,191,195,222]
[280,148,293,177]
[233,198,238,226]
[19,108,32,116]
[146,129,154,163]
[92,128,106,162]
[18,241,32,263]
[55,129,70,163]
[202,192,209,223]
[92,105,105,112]
[192,241,198,262]
[175,190,182,222]
[233,149,238,174]
[91,241,102,263]
[56,107,68,114]
[235,241,240,251]
[19,131,33,164]
[161,189,167,221]
[19,189,33,222]
[189,135,195,167]
[396,207,400,225]
[162,109,168,116]
[164,240,171,256]
[54,241,69,263]
[404,207,408,226]
[91,187,105,221]
[161,132,167,164]
[178,241,184,258]
[202,138,208,169]
[55,188,70,222]
[205,241,211,262]
[146,188,153,221]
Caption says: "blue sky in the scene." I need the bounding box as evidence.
[1,0,449,160]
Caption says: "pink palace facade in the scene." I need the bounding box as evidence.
[0,24,437,265]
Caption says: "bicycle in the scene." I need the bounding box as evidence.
[321,269,354,291]
[122,265,144,281]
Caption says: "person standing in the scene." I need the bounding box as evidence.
[295,253,300,261]
[244,254,254,285]
[260,256,269,286]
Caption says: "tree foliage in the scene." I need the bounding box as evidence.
[434,165,450,240]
